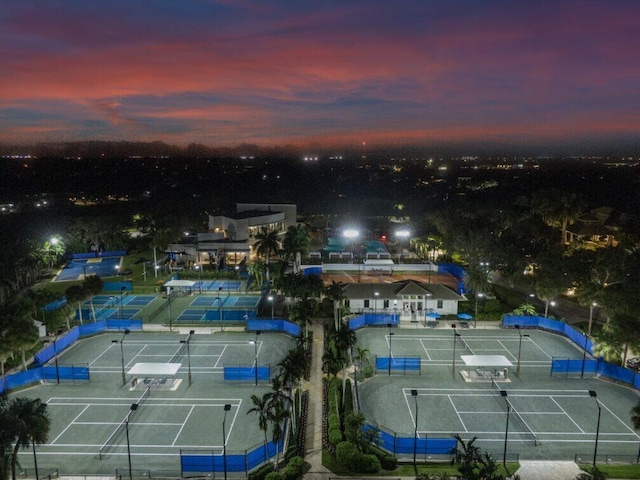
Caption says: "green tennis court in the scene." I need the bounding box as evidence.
[15,331,296,476]
[356,328,640,461]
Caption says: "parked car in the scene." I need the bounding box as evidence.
[626,357,640,370]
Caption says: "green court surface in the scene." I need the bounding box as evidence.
[356,328,640,461]
[15,331,296,476]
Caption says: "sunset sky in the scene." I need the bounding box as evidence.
[2,1,639,151]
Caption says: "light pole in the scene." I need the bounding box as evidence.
[452,325,459,378]
[387,323,394,376]
[474,292,484,328]
[544,299,556,318]
[44,338,60,384]
[119,286,126,320]
[218,286,224,331]
[268,295,274,320]
[250,330,261,385]
[374,291,379,316]
[411,389,418,470]
[515,326,529,378]
[125,403,137,480]
[589,391,602,467]
[195,265,202,294]
[396,229,410,263]
[501,390,510,467]
[112,329,130,386]
[588,302,597,335]
[393,299,398,323]
[581,330,589,378]
[223,403,231,480]
[180,330,195,386]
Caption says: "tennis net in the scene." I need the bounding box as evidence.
[491,380,538,445]
[456,333,473,353]
[508,400,538,445]
[99,414,131,459]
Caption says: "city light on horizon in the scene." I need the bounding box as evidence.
[1,2,639,152]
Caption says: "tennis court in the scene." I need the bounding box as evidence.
[55,256,123,282]
[76,295,157,321]
[356,328,640,460]
[197,280,243,292]
[16,330,296,475]
[176,295,262,322]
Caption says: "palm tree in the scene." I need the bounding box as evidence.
[353,344,371,375]
[575,466,608,480]
[253,228,281,282]
[4,309,39,371]
[282,225,309,273]
[247,393,274,461]
[325,281,347,330]
[8,398,50,480]
[453,434,481,479]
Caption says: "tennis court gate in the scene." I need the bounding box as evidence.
[550,357,597,377]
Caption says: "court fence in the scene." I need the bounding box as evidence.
[503,315,640,392]
[348,313,400,330]
[246,319,301,337]
[223,364,271,383]
[550,357,597,377]
[180,439,284,475]
[364,421,457,458]
[0,364,90,392]
[374,356,421,375]
[1,319,141,394]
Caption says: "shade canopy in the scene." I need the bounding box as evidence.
[457,313,473,320]
[460,355,513,367]
[127,362,181,376]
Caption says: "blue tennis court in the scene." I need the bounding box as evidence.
[198,280,242,292]
[190,295,260,308]
[54,256,123,282]
[75,307,142,321]
[177,309,258,322]
[87,295,156,307]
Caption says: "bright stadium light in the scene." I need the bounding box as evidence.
[343,229,359,238]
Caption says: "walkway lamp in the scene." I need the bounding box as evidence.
[452,325,459,378]
[474,292,484,328]
[588,302,597,335]
[396,229,410,263]
[544,299,556,318]
[268,295,274,320]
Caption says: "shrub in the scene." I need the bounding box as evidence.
[281,456,304,480]
[248,463,274,480]
[264,472,283,480]
[335,441,381,474]
[343,378,353,413]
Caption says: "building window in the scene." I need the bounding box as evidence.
[364,300,370,308]
[437,300,443,309]
[383,300,389,309]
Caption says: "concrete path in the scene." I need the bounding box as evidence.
[302,320,332,479]
[516,461,582,480]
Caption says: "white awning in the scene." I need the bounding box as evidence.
[460,355,513,367]
[164,280,196,287]
[127,362,181,376]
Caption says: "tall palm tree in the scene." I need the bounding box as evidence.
[253,228,281,282]
[8,398,50,480]
[325,281,347,330]
[282,225,309,274]
[5,310,39,371]
[247,393,274,461]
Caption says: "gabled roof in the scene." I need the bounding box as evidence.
[343,281,464,301]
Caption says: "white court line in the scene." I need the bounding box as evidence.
[172,405,195,446]
[49,404,90,445]
[448,394,468,432]
[419,339,432,360]
[496,339,517,361]
[125,344,148,368]
[403,390,416,428]
[89,342,118,366]
[548,396,585,433]
[214,345,227,368]
[599,399,640,437]
[526,336,552,359]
